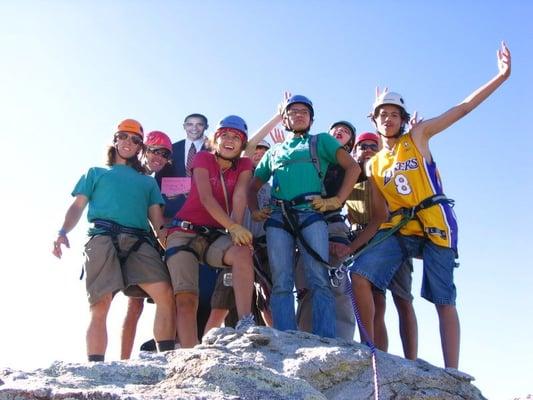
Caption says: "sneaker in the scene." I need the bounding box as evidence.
[235,313,256,331]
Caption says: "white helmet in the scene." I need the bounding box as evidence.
[372,91,407,115]
[256,139,271,149]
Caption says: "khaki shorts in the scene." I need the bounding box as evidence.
[210,271,236,309]
[327,220,350,268]
[83,234,170,305]
[166,230,233,294]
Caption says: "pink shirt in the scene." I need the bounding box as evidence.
[175,151,253,229]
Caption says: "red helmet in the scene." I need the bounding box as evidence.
[145,131,172,152]
[117,118,144,139]
[355,132,379,146]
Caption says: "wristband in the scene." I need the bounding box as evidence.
[58,228,68,237]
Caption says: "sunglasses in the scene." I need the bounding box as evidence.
[115,132,143,146]
[147,148,171,159]
[358,143,379,151]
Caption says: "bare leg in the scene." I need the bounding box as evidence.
[139,281,176,343]
[372,290,388,351]
[223,246,254,318]
[120,297,144,359]
[175,292,199,348]
[436,304,460,368]
[392,294,418,360]
[351,274,374,344]
[87,294,113,357]
[203,308,230,336]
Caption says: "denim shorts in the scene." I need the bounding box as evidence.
[349,230,458,305]
[373,258,414,301]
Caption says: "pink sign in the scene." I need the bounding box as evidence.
[161,177,192,197]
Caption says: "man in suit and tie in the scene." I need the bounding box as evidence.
[156,113,210,221]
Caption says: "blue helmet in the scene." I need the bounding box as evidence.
[215,115,248,137]
[329,120,357,153]
[329,120,356,137]
[283,95,314,119]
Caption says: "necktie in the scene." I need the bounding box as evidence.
[186,144,197,176]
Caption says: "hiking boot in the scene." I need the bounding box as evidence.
[235,313,256,331]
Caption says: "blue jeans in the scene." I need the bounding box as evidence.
[266,209,336,338]
[349,230,458,305]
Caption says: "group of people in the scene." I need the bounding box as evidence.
[53,42,511,370]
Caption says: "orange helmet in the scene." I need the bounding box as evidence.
[116,119,144,138]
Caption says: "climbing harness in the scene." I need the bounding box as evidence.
[80,219,152,280]
[164,218,225,265]
[341,194,454,269]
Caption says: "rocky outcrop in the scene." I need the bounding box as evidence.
[0,326,485,399]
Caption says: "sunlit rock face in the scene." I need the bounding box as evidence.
[0,326,486,400]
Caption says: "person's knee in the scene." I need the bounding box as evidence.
[435,303,457,317]
[90,295,112,319]
[126,298,144,318]
[175,292,198,312]
[373,292,386,316]
[352,274,371,292]
[393,294,414,313]
[225,245,253,267]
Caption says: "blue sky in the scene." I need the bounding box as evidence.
[1,2,531,399]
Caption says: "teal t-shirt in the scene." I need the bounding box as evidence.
[254,132,340,206]
[72,164,164,234]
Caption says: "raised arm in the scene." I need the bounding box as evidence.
[243,91,291,156]
[52,194,88,258]
[412,42,511,146]
[244,113,282,157]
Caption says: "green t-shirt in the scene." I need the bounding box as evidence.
[72,164,164,234]
[254,132,340,206]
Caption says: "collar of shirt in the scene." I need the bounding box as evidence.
[185,137,205,156]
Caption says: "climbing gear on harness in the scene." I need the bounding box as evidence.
[277,199,332,268]
[341,194,454,269]
[164,219,226,266]
[271,196,347,288]
[80,219,151,280]
[270,194,318,208]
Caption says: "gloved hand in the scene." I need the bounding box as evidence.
[251,207,271,222]
[311,196,342,212]
[228,223,253,246]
